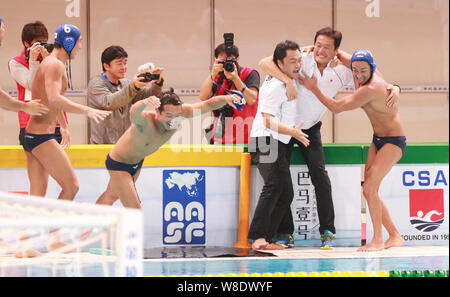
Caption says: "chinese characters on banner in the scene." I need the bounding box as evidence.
[292,170,320,240]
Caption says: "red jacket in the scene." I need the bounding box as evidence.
[9,49,67,128]
[211,66,259,144]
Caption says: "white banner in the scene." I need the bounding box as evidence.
[250,165,362,247]
[366,164,449,246]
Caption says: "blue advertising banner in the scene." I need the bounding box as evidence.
[162,170,206,245]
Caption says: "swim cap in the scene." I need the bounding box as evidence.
[351,49,376,75]
[54,24,81,54]
[0,17,3,26]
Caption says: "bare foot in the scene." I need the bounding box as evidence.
[357,240,384,252]
[46,240,76,254]
[264,243,285,250]
[251,238,269,250]
[15,248,43,258]
[384,234,403,249]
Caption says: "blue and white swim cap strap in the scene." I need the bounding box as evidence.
[54,24,81,54]
[351,49,376,74]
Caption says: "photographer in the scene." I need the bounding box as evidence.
[8,21,70,197]
[200,35,260,144]
[8,21,68,146]
[87,45,164,144]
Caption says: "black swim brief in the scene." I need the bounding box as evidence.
[105,154,144,176]
[372,135,407,155]
[22,132,57,152]
[20,127,62,146]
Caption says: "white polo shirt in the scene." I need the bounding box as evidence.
[250,75,298,144]
[297,52,354,129]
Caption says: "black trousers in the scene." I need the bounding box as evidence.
[290,121,335,235]
[247,136,295,241]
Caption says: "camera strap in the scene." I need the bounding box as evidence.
[210,75,235,96]
[102,72,120,87]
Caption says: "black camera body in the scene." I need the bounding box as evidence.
[220,33,236,73]
[25,41,54,63]
[138,72,160,82]
[38,41,54,53]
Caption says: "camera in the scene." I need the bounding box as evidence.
[39,41,54,53]
[138,72,160,82]
[25,41,54,63]
[219,33,237,73]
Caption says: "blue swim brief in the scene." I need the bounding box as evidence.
[105,154,144,176]
[22,132,56,152]
[372,134,407,155]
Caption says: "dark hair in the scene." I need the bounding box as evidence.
[272,40,300,67]
[314,27,342,49]
[101,45,128,72]
[21,21,48,47]
[158,88,183,112]
[214,43,239,58]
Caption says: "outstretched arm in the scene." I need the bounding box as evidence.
[299,71,373,113]
[0,88,48,115]
[181,94,239,118]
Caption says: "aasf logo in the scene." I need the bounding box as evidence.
[162,170,206,245]
[403,170,447,232]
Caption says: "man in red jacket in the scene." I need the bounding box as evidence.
[0,18,48,119]
[200,41,260,144]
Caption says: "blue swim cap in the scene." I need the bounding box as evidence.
[54,24,81,54]
[351,49,376,74]
[0,17,3,26]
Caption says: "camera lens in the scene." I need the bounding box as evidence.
[44,43,54,53]
[224,61,234,72]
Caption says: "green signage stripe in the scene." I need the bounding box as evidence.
[363,142,449,164]
[291,144,364,165]
[245,142,449,165]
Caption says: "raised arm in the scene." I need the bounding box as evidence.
[88,78,139,111]
[9,59,40,91]
[130,96,160,127]
[336,49,352,68]
[258,56,297,100]
[131,68,164,104]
